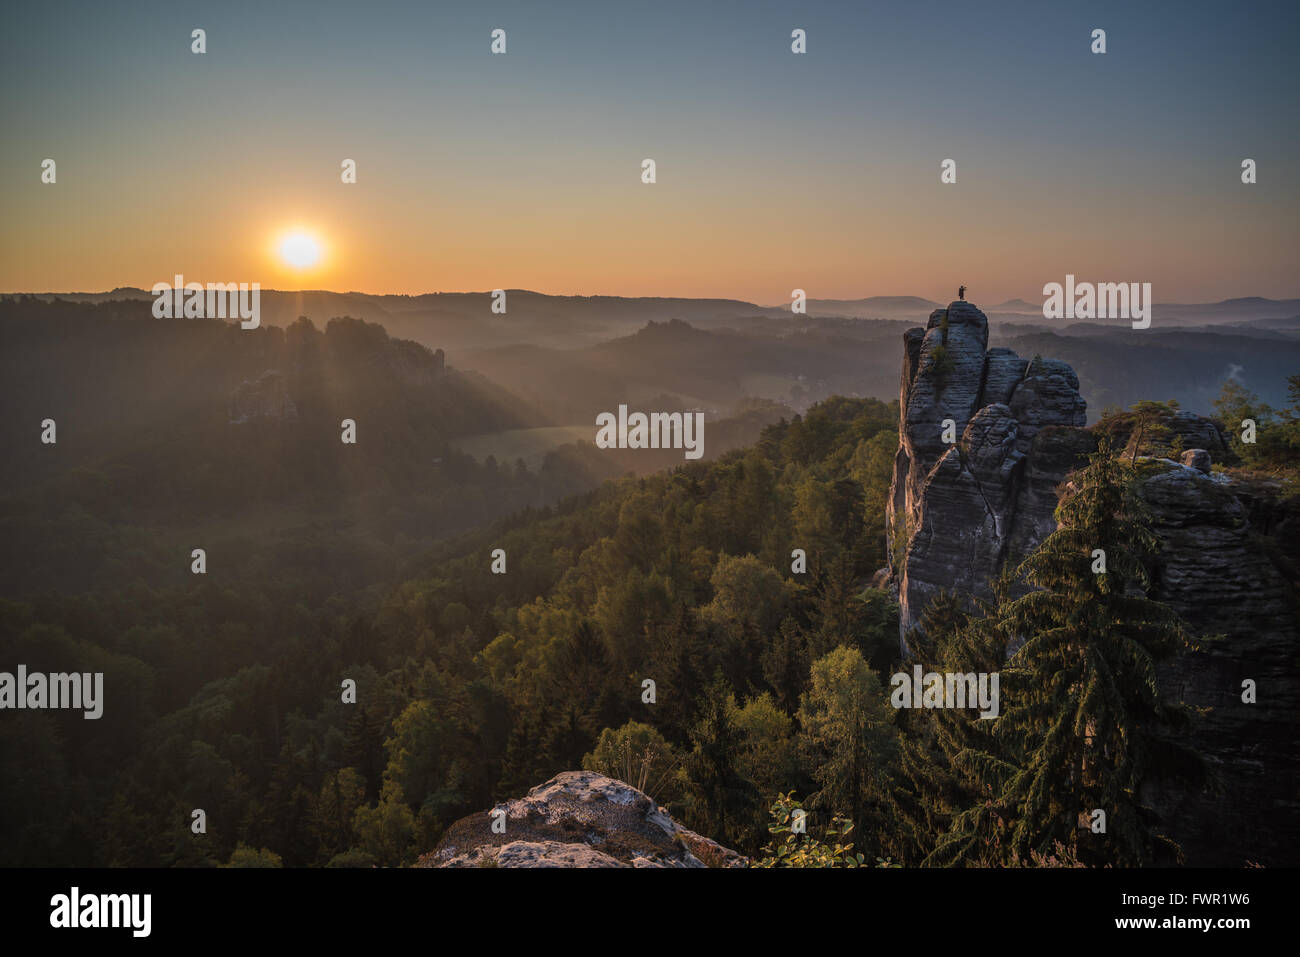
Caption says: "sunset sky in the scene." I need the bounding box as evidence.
[1,0,1297,304]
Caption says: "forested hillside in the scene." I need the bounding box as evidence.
[3,298,1295,868]
[0,393,901,865]
[0,298,640,597]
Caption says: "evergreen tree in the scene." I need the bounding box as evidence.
[797,646,898,857]
[760,617,810,715]
[888,591,1006,865]
[311,767,366,863]
[942,442,1199,866]
[343,705,387,801]
[645,602,704,741]
[681,674,760,850]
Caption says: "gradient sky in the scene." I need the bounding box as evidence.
[2,0,1297,303]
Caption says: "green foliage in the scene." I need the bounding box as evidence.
[1123,399,1180,461]
[701,553,790,639]
[679,676,762,852]
[929,344,955,382]
[224,844,284,868]
[1214,378,1299,476]
[351,781,416,867]
[890,512,914,575]
[752,793,899,868]
[326,849,378,868]
[797,647,899,857]
[582,721,683,802]
[384,698,461,826]
[889,588,1007,865]
[0,389,902,865]
[934,440,1200,867]
[731,693,803,802]
[312,768,367,863]
[754,793,863,867]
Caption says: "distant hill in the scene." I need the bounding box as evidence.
[777,295,943,318]
[9,288,1296,424]
[8,289,793,354]
[993,324,1300,415]
[988,298,1041,313]
[986,295,1300,325]
[1149,298,1300,324]
[459,316,913,421]
[12,289,1298,347]
[0,297,620,595]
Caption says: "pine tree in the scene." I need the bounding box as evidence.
[890,591,1008,865]
[797,645,898,857]
[943,441,1199,866]
[645,602,703,740]
[760,617,809,715]
[681,674,760,849]
[343,705,387,801]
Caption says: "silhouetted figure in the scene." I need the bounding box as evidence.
[958,285,966,301]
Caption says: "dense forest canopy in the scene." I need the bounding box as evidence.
[0,368,904,864]
[2,300,1296,867]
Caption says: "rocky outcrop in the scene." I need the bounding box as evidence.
[884,300,1299,865]
[228,369,298,424]
[1138,461,1300,866]
[417,771,747,868]
[887,301,1089,646]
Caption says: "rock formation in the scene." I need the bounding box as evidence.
[1138,460,1300,866]
[886,301,1089,648]
[418,771,746,868]
[884,299,1299,865]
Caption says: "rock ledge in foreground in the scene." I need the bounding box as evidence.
[416,771,747,868]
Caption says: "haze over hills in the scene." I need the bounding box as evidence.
[459,317,911,421]
[988,298,1041,312]
[13,289,795,353]
[0,296,621,596]
[991,326,1300,415]
[15,289,1300,346]
[7,288,1297,444]
[769,295,943,317]
[986,294,1300,326]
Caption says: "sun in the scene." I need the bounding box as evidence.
[277,230,324,270]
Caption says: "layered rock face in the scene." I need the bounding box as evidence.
[1139,463,1300,866]
[886,301,1088,647]
[883,301,1299,865]
[418,771,746,868]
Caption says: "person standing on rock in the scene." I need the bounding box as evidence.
[958,285,966,301]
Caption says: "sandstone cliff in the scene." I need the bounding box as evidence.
[1138,460,1299,866]
[886,301,1088,649]
[884,300,1299,866]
